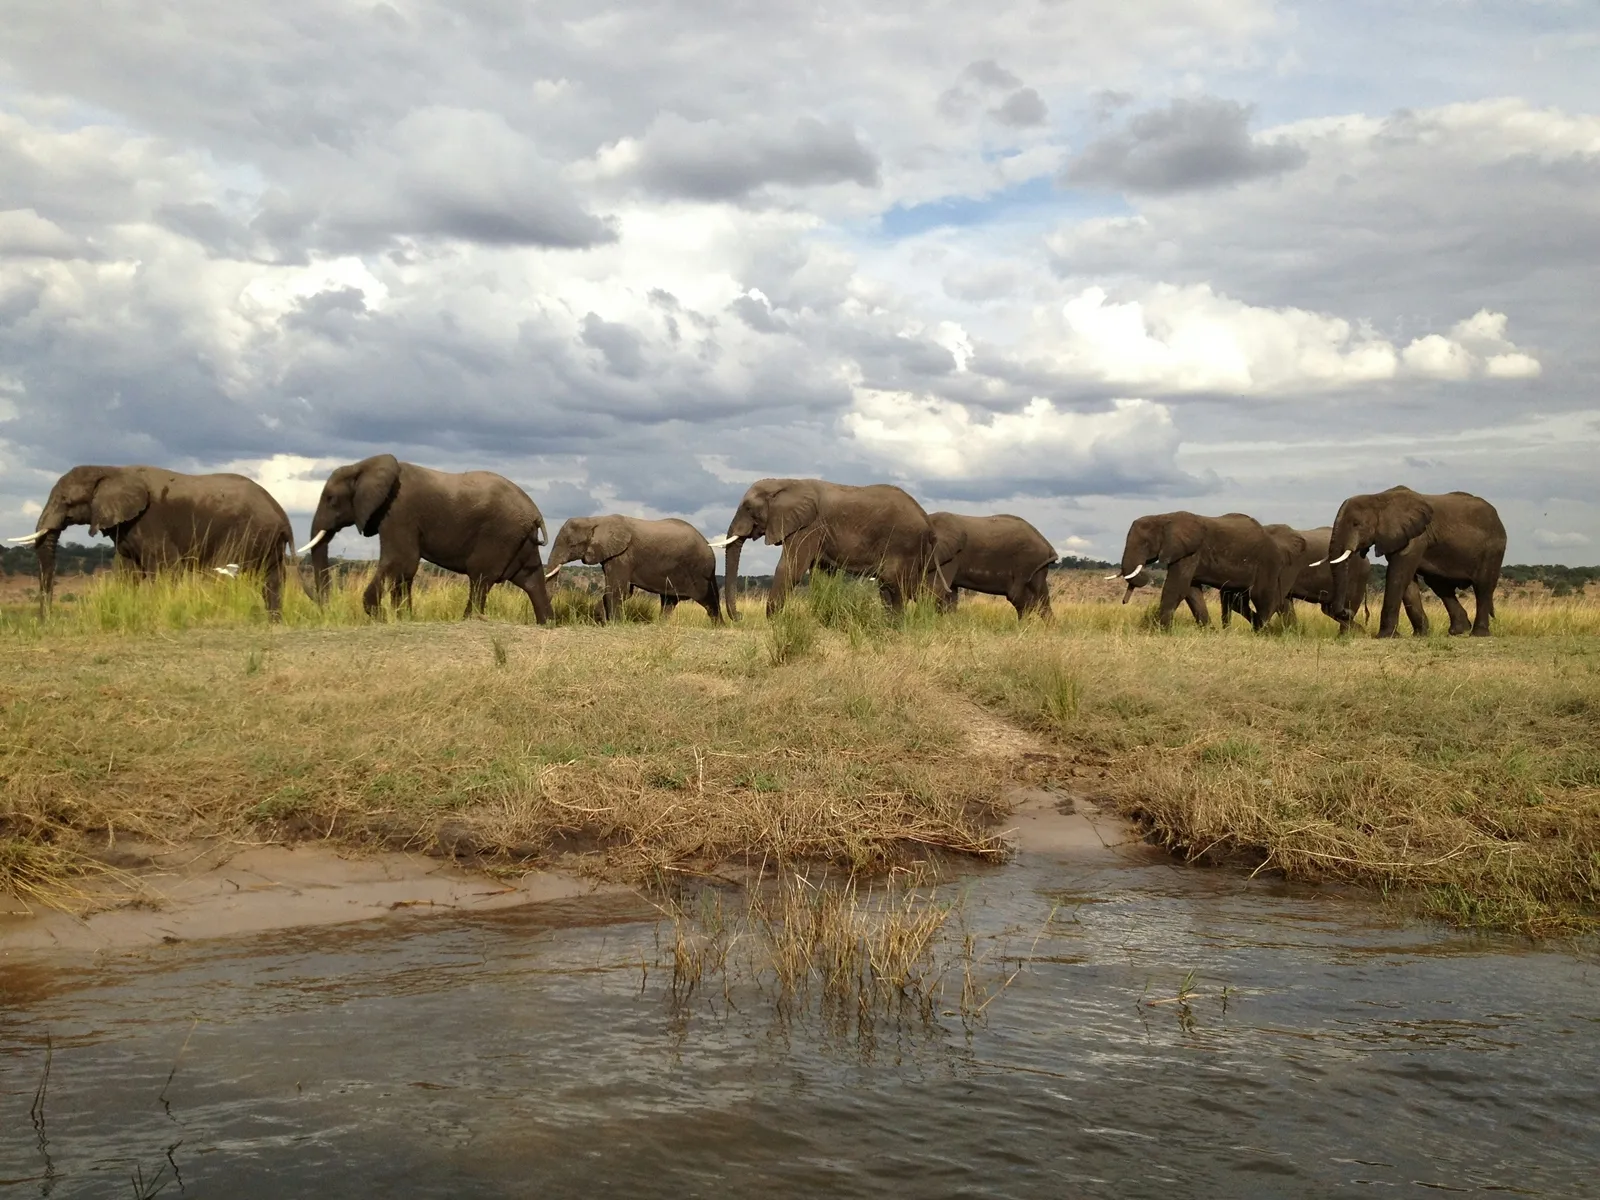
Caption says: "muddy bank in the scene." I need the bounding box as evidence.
[0,841,624,954]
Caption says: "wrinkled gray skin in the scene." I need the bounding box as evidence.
[1215,525,1426,635]
[545,515,721,623]
[1117,512,1295,631]
[1327,486,1505,638]
[306,455,553,622]
[928,512,1055,619]
[23,465,292,618]
[721,479,937,618]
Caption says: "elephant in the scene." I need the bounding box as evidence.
[1323,485,1506,637]
[8,465,292,618]
[1113,511,1295,631]
[1215,525,1427,635]
[544,515,722,623]
[713,479,938,618]
[300,454,553,622]
[928,512,1056,618]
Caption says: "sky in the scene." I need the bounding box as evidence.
[1,0,1597,569]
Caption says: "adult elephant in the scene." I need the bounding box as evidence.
[300,454,553,622]
[712,479,937,618]
[544,515,722,623]
[1321,486,1505,637]
[1113,511,1295,631]
[8,465,292,618]
[928,512,1056,619]
[1217,525,1427,635]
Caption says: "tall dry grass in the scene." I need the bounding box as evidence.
[2,565,1597,931]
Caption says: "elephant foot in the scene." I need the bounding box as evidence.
[1471,627,1492,638]
[1374,629,1399,639]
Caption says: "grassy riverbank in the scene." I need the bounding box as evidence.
[3,569,1597,932]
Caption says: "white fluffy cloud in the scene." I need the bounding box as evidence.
[844,391,1188,496]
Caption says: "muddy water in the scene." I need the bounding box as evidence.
[3,814,1598,1198]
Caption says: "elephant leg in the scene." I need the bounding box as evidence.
[1399,580,1429,637]
[700,575,723,624]
[1159,560,1200,629]
[1377,557,1423,638]
[263,557,284,622]
[599,563,628,623]
[939,586,960,614]
[1433,582,1471,636]
[1180,583,1210,628]
[660,595,678,620]
[464,577,490,619]
[1470,576,1495,637]
[766,536,819,615]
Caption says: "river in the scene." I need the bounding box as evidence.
[3,815,1597,1198]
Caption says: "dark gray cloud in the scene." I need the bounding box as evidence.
[992,88,1048,128]
[1063,96,1307,192]
[620,115,880,201]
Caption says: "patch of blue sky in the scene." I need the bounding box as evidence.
[874,178,1132,241]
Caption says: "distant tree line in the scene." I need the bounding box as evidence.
[0,544,115,576]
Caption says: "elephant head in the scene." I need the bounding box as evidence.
[8,466,151,614]
[299,454,400,603]
[1114,513,1204,603]
[544,516,632,580]
[1325,486,1433,619]
[715,478,818,620]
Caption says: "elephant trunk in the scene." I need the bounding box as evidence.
[310,535,333,605]
[724,536,745,620]
[35,528,61,618]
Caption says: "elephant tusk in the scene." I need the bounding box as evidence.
[1307,559,1325,568]
[1123,567,1145,580]
[706,534,738,549]
[544,564,564,580]
[6,531,48,544]
[296,530,328,555]
[1103,573,1123,580]
[1327,549,1353,565]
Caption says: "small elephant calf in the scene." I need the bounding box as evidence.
[545,515,722,623]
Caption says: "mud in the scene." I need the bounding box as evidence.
[0,841,621,954]
[1000,786,1158,859]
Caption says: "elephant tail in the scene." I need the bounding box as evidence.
[534,512,548,546]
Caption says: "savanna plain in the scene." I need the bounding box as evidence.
[2,566,1598,936]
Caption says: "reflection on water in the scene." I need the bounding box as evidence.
[2,855,1598,1199]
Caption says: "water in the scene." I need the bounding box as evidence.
[3,845,1598,1198]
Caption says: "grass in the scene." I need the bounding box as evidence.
[2,566,1598,933]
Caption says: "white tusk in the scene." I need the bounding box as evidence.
[1328,549,1352,565]
[544,564,563,580]
[295,530,328,555]
[1307,559,1325,568]
[1103,573,1123,580]
[6,531,48,544]
[1123,567,1145,580]
[706,534,738,549]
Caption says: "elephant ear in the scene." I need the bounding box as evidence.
[1374,492,1433,557]
[89,473,150,534]
[929,515,964,566]
[588,517,633,563]
[1157,513,1205,563]
[353,454,401,536]
[764,486,818,545]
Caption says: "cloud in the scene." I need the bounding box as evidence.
[843,391,1196,497]
[1011,286,1538,395]
[992,88,1049,129]
[591,115,880,202]
[1533,529,1591,549]
[1063,96,1307,192]
[0,208,84,258]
